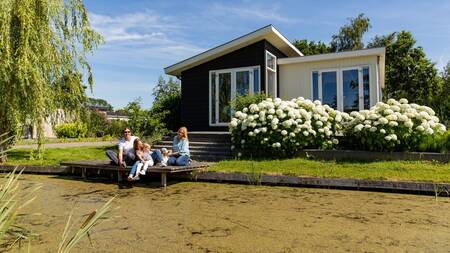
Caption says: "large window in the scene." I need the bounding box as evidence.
[265,51,277,98]
[209,66,260,126]
[311,66,370,111]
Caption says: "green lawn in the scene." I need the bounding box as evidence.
[15,136,115,145]
[3,146,450,183]
[5,146,114,166]
[209,158,450,183]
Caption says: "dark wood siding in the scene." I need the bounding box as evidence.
[180,40,287,131]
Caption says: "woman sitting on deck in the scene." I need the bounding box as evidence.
[167,127,191,166]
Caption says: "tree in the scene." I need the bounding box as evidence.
[0,0,102,158]
[292,39,331,56]
[330,13,370,52]
[152,76,181,103]
[150,76,181,131]
[367,31,442,106]
[435,61,450,125]
[124,98,167,140]
[86,97,114,111]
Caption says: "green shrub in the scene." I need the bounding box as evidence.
[85,110,110,137]
[231,93,268,112]
[345,98,447,152]
[106,120,128,138]
[418,129,450,153]
[123,98,168,140]
[55,122,88,138]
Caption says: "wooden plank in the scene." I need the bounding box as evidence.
[61,160,208,174]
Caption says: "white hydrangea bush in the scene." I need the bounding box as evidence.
[229,97,350,156]
[346,98,447,151]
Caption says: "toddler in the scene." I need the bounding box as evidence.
[129,143,154,181]
[160,148,170,167]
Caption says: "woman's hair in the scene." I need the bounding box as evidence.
[178,127,188,140]
[133,138,143,151]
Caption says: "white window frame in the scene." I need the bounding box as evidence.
[209,66,261,126]
[265,50,277,98]
[311,65,371,111]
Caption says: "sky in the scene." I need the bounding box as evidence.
[84,0,450,109]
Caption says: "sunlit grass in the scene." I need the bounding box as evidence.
[6,146,114,166]
[210,158,450,183]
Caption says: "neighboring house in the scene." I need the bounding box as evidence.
[89,105,129,121]
[165,25,385,131]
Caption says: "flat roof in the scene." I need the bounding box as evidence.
[164,25,303,76]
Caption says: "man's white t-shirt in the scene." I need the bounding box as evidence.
[118,136,137,156]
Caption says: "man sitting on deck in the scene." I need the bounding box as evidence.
[106,127,137,168]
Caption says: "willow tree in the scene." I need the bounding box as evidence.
[0,0,102,159]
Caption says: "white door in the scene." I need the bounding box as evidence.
[210,67,260,126]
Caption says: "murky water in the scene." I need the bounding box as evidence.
[8,175,450,252]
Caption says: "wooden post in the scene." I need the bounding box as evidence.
[81,167,86,178]
[161,172,167,187]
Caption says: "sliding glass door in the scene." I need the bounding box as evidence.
[321,71,338,109]
[342,69,360,112]
[312,66,370,112]
[210,66,260,126]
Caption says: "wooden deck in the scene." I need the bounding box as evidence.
[61,160,208,187]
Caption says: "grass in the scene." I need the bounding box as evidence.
[209,158,450,183]
[15,136,116,145]
[3,145,450,183]
[5,146,114,166]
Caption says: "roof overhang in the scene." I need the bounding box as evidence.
[164,25,303,77]
[277,47,386,65]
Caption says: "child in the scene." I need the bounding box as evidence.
[134,143,154,179]
[128,141,153,181]
[160,148,170,167]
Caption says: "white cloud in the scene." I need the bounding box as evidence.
[208,3,300,24]
[88,11,206,69]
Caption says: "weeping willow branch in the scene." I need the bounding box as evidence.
[0,0,103,157]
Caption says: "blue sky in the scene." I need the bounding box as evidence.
[84,0,450,109]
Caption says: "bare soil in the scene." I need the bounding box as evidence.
[9,175,450,252]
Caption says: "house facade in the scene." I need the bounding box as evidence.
[165,25,385,131]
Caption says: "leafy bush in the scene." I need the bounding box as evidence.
[55,122,88,138]
[230,97,448,157]
[124,99,168,142]
[345,98,447,151]
[231,93,268,111]
[106,120,128,138]
[151,93,180,132]
[85,110,110,137]
[230,97,350,157]
[418,129,450,153]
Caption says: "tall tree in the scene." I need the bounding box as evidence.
[292,39,331,56]
[330,13,370,52]
[435,61,450,125]
[151,76,181,131]
[367,31,441,106]
[0,0,102,158]
[152,76,181,103]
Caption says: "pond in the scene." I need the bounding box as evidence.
[9,175,450,252]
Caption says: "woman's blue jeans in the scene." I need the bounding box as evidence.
[168,155,190,166]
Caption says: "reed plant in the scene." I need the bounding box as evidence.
[1,132,115,252]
